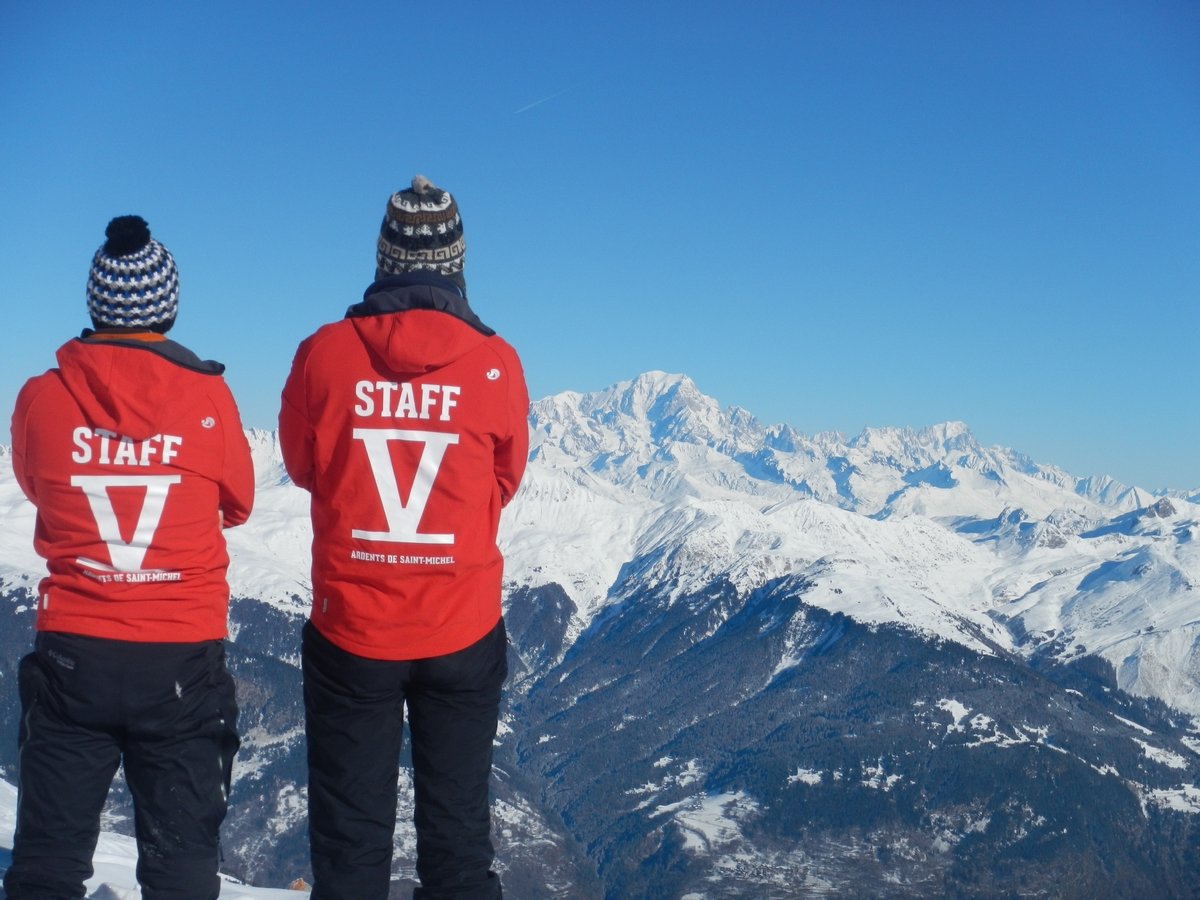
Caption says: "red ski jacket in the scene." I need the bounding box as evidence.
[10,332,254,643]
[279,277,529,660]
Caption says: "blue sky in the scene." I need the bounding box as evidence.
[2,1,1197,490]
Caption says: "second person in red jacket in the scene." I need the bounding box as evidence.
[280,175,529,899]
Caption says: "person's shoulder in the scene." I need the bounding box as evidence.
[483,334,525,380]
[15,368,62,408]
[295,318,355,356]
[482,331,522,361]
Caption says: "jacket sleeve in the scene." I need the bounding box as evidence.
[10,378,38,505]
[279,341,315,492]
[218,385,255,529]
[494,348,530,507]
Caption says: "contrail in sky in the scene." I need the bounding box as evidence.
[514,87,572,115]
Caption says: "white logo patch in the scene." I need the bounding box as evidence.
[486,368,501,381]
[201,417,216,429]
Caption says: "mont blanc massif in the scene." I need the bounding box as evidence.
[0,372,1197,899]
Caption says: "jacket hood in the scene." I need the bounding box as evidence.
[55,332,226,440]
[346,275,495,376]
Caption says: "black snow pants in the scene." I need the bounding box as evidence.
[3,632,239,900]
[302,617,507,900]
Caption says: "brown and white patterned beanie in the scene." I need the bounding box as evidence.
[376,175,466,283]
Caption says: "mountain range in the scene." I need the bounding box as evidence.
[0,371,1197,898]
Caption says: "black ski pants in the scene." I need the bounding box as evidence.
[3,632,239,900]
[302,617,507,900]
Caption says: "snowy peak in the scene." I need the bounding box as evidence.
[850,420,982,466]
[527,376,1152,523]
[530,371,764,461]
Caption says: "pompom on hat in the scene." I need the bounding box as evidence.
[376,175,466,286]
[86,215,179,332]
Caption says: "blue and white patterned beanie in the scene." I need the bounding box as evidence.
[86,215,179,332]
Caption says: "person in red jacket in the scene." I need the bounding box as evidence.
[280,176,528,900]
[5,216,254,900]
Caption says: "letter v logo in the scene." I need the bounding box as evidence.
[352,428,459,544]
[71,475,181,572]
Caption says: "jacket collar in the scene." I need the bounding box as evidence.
[77,328,225,374]
[347,274,494,337]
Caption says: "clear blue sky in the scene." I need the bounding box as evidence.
[2,1,1196,490]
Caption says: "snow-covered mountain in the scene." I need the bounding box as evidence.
[502,371,1200,718]
[1,371,1197,897]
